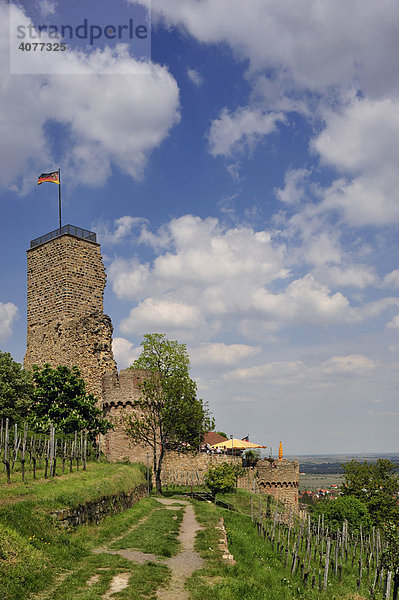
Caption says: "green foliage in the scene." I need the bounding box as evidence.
[204,462,242,495]
[215,430,227,439]
[126,334,214,492]
[30,364,112,435]
[312,495,371,532]
[380,521,399,572]
[244,449,261,466]
[0,351,34,422]
[342,458,399,525]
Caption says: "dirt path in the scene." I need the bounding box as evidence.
[156,498,204,600]
[94,497,204,599]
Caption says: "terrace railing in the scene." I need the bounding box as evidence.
[30,224,97,249]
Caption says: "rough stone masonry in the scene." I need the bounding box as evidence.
[24,232,117,401]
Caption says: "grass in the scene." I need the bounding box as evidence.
[187,499,368,600]
[111,504,184,557]
[0,462,146,507]
[216,488,278,516]
[0,495,171,600]
[0,462,168,600]
[34,553,169,600]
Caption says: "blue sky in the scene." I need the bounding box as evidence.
[1,0,399,454]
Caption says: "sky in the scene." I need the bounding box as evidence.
[1,0,399,455]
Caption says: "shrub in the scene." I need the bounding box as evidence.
[204,462,241,495]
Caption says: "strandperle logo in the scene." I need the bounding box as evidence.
[16,18,148,46]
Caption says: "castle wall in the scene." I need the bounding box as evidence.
[256,458,299,512]
[24,234,117,399]
[103,369,152,464]
[162,452,241,486]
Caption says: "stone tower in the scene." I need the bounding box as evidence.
[24,225,117,400]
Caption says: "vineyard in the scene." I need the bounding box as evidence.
[248,500,398,600]
[0,417,101,483]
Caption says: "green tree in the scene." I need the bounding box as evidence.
[0,351,33,423]
[30,364,112,436]
[215,430,228,439]
[204,462,242,496]
[312,495,371,532]
[125,333,214,493]
[342,459,399,525]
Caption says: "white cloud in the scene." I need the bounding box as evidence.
[208,107,285,157]
[226,353,375,384]
[112,337,140,369]
[108,214,399,341]
[187,68,203,86]
[1,3,180,192]
[95,216,147,245]
[139,0,399,96]
[120,298,206,337]
[252,274,350,325]
[226,360,307,384]
[0,303,18,341]
[313,96,399,225]
[383,270,399,289]
[275,169,309,205]
[387,314,399,329]
[321,354,375,375]
[191,343,261,367]
[37,0,56,17]
[318,265,377,289]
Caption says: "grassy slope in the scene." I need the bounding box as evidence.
[188,497,367,600]
[0,462,145,507]
[0,462,149,600]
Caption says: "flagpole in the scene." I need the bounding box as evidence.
[58,168,62,231]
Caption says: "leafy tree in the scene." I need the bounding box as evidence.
[0,351,34,423]
[30,364,112,436]
[342,459,399,525]
[125,333,214,493]
[215,430,228,439]
[204,462,242,496]
[312,495,371,532]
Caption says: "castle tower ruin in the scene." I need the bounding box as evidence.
[24,225,117,400]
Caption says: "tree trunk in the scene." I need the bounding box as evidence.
[155,445,164,494]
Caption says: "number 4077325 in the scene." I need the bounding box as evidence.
[18,42,67,51]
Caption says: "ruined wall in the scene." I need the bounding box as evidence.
[103,369,151,463]
[24,234,117,400]
[162,452,241,486]
[256,458,299,512]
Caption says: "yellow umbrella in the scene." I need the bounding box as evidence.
[211,438,267,449]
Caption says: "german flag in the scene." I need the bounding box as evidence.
[38,171,60,185]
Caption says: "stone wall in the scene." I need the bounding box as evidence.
[24,234,117,400]
[51,484,147,528]
[162,451,241,486]
[256,458,299,512]
[103,369,153,464]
